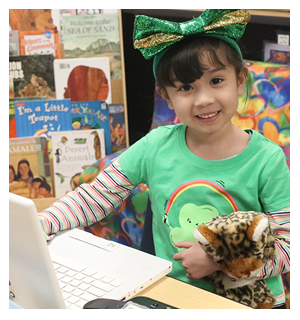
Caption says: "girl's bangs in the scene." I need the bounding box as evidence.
[157,37,240,88]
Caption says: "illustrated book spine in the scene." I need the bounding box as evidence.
[51,129,106,197]
[9,30,20,56]
[9,100,17,138]
[9,136,53,199]
[9,54,56,99]
[71,100,111,155]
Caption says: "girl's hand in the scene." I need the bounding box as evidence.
[173,241,220,280]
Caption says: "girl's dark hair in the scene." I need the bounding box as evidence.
[39,181,51,193]
[9,165,18,181]
[16,159,34,180]
[156,36,251,104]
[32,177,43,184]
[32,176,46,184]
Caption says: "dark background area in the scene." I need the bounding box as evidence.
[121,9,290,145]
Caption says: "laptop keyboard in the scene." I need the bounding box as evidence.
[53,260,124,309]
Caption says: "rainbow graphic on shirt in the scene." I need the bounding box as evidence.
[163,180,238,223]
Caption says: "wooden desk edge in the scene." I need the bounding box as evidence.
[136,276,250,309]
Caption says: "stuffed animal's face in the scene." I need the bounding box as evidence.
[193,211,275,279]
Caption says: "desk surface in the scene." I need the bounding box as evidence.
[136,276,250,309]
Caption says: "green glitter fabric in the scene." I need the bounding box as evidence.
[133,9,250,77]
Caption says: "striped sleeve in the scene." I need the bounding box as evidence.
[38,158,136,240]
[256,207,290,279]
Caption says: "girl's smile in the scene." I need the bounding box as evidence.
[195,111,220,122]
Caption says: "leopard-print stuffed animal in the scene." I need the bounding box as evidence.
[193,211,276,309]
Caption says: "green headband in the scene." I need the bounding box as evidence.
[133,9,250,78]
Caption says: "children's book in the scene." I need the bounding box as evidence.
[14,99,72,139]
[9,55,56,99]
[9,136,52,199]
[20,30,61,58]
[71,100,111,155]
[58,9,105,43]
[61,13,122,103]
[9,30,20,56]
[9,76,15,99]
[9,9,59,33]
[109,104,127,152]
[62,13,120,63]
[9,99,17,139]
[9,97,46,139]
[51,129,106,197]
[54,57,112,103]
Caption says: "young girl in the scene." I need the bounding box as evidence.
[9,165,17,183]
[16,159,34,185]
[39,10,290,308]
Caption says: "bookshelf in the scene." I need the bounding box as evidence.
[118,10,129,148]
[9,9,129,208]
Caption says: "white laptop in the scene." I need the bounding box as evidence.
[9,193,172,309]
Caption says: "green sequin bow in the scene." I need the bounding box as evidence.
[133,9,250,77]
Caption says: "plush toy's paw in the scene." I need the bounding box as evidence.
[256,301,276,309]
[253,280,276,309]
[225,286,257,308]
[205,271,224,295]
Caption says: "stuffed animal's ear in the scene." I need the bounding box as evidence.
[193,225,216,245]
[247,215,269,242]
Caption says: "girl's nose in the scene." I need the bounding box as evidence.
[194,89,214,107]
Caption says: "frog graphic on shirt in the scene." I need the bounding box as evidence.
[163,180,239,252]
[168,204,219,251]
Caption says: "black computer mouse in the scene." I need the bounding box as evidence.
[83,298,126,309]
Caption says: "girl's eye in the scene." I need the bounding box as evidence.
[178,84,193,92]
[211,78,223,85]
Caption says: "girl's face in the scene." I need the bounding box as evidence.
[38,187,48,196]
[19,163,30,177]
[158,54,247,140]
[9,168,15,182]
[32,181,41,191]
